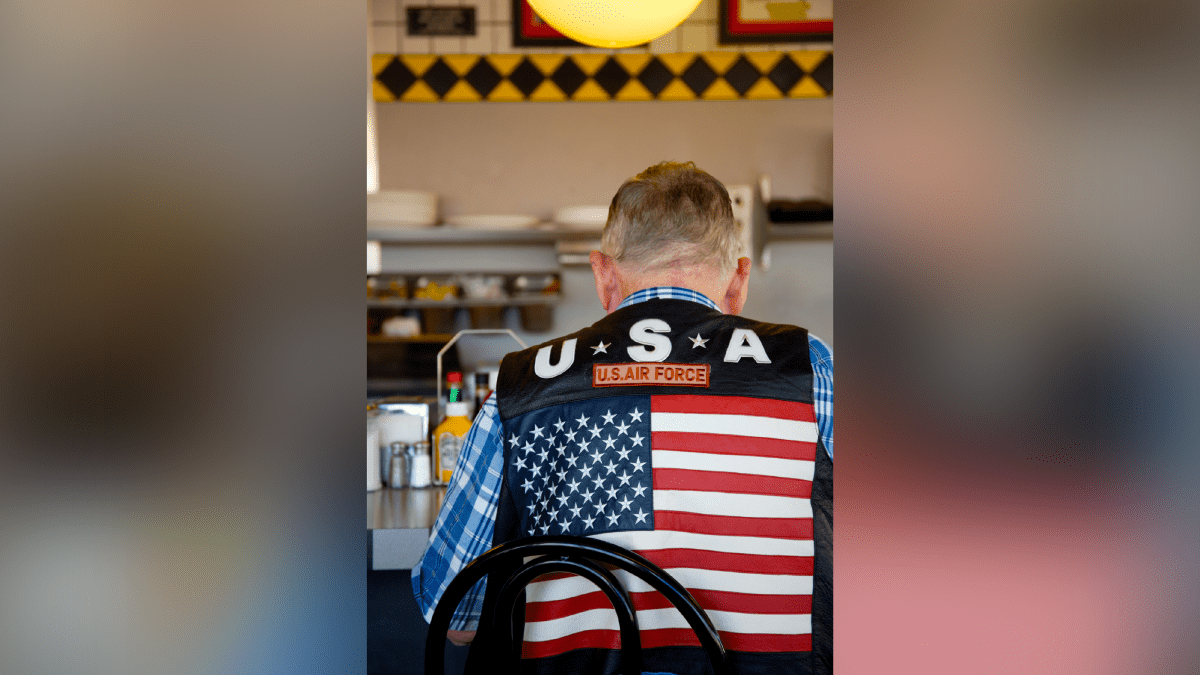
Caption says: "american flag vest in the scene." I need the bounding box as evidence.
[477,299,832,675]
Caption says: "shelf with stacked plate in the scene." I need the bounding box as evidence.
[368,271,562,335]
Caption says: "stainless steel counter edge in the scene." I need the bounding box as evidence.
[369,487,446,571]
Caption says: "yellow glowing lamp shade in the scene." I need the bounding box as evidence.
[526,0,703,48]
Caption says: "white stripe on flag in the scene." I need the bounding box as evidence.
[651,412,818,442]
[525,566,814,601]
[653,449,815,481]
[655,490,813,519]
[591,529,814,557]
[523,606,813,642]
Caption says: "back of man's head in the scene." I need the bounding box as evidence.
[602,161,742,276]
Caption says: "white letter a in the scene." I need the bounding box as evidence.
[723,329,771,364]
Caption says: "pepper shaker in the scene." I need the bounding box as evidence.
[388,442,409,488]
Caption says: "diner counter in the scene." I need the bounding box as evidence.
[368,486,446,570]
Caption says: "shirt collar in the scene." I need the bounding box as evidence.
[615,286,721,312]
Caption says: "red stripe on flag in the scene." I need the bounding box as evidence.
[723,632,812,653]
[654,511,814,539]
[525,588,812,622]
[521,628,811,657]
[525,550,812,586]
[653,432,816,461]
[687,588,812,615]
[654,467,812,498]
[652,395,815,421]
[522,628,696,657]
[636,548,814,575]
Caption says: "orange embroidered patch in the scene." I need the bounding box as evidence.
[592,362,710,387]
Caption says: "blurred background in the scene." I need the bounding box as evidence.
[1,0,1197,673]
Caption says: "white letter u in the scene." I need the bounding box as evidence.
[534,338,577,379]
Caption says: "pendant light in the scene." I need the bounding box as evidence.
[526,0,703,48]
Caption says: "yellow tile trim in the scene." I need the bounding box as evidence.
[788,76,827,98]
[440,54,481,78]
[656,53,696,76]
[744,78,784,100]
[570,53,611,76]
[703,78,740,101]
[371,54,396,77]
[485,54,527,77]
[613,53,652,76]
[614,78,654,101]
[528,80,568,102]
[371,50,831,102]
[399,54,439,77]
[526,53,567,75]
[743,51,786,75]
[372,80,398,103]
[486,79,526,102]
[570,79,611,102]
[442,79,483,102]
[790,50,828,73]
[657,79,696,101]
[400,80,439,102]
[699,51,740,74]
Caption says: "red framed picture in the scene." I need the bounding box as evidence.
[511,0,584,46]
[718,0,833,43]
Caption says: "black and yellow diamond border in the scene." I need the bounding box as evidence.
[372,51,831,102]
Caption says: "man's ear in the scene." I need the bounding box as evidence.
[590,251,622,313]
[723,257,752,315]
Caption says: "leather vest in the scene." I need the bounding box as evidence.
[468,299,832,675]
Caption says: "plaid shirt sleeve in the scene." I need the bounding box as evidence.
[411,394,505,630]
[808,334,834,460]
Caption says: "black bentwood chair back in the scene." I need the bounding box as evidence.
[424,535,729,675]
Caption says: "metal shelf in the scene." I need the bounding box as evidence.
[367,295,562,309]
[367,225,602,245]
[766,222,834,241]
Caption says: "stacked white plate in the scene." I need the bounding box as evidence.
[368,190,438,227]
[444,214,540,230]
[553,205,608,230]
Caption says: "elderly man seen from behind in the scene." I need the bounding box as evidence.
[413,161,833,675]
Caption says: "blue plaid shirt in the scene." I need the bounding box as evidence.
[412,287,834,630]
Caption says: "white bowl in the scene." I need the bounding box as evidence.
[444,214,540,229]
[553,205,609,229]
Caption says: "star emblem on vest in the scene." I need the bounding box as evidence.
[689,333,708,349]
[592,341,609,355]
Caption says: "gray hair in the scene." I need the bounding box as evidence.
[601,161,743,274]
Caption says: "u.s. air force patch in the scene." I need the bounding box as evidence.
[592,362,710,387]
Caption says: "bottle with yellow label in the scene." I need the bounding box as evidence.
[432,401,471,485]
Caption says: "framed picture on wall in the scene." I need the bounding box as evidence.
[511,0,585,46]
[718,0,833,43]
